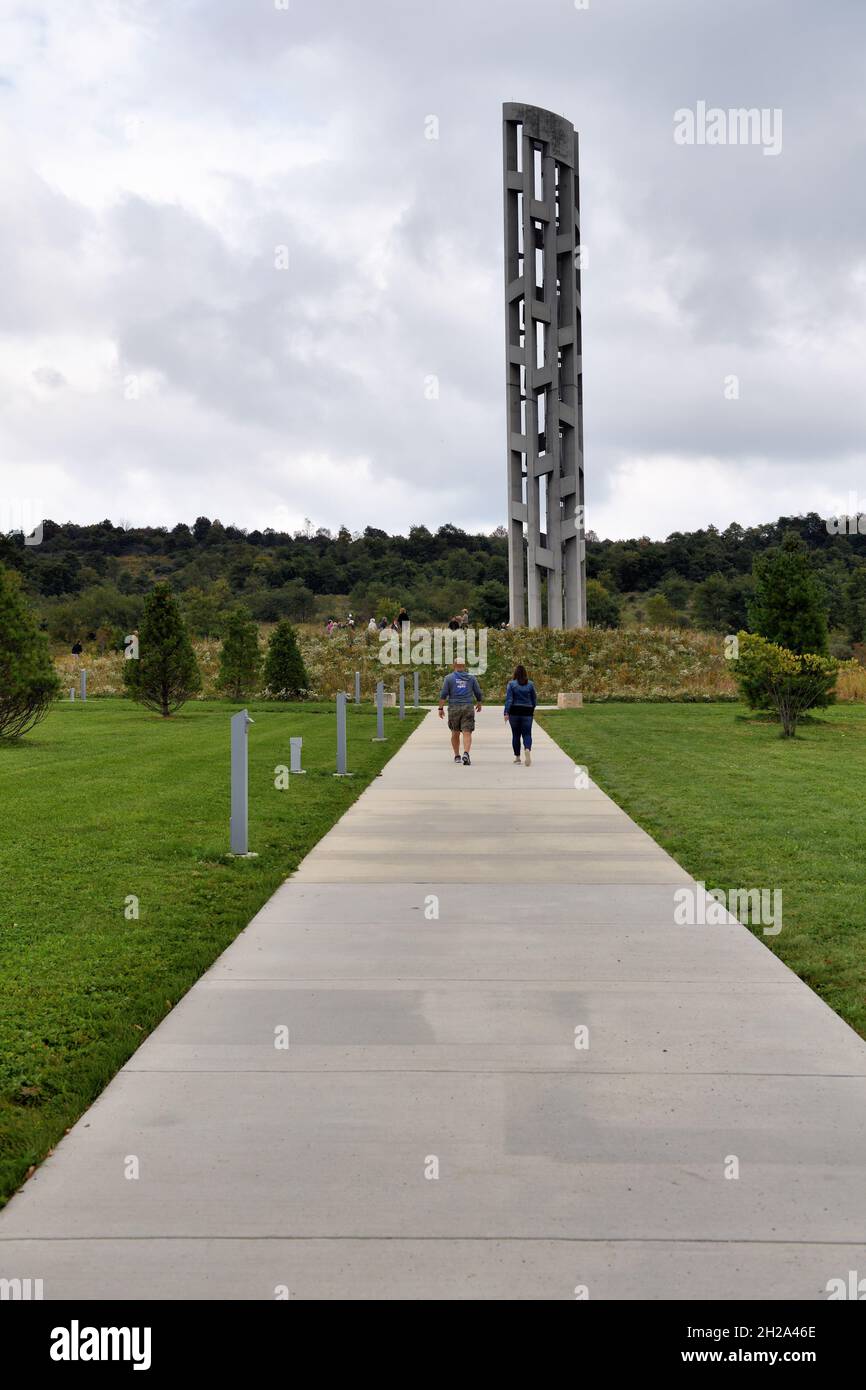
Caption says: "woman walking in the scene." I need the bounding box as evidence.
[503,664,537,766]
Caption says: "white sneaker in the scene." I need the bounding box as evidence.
[513,757,521,764]
[524,750,532,766]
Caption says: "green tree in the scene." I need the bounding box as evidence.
[262,620,309,699]
[846,567,866,644]
[0,563,61,740]
[732,631,837,737]
[586,578,621,629]
[660,574,691,611]
[748,532,829,654]
[475,579,508,626]
[123,584,202,717]
[249,582,315,623]
[216,607,262,699]
[181,579,232,638]
[693,573,732,632]
[644,593,679,627]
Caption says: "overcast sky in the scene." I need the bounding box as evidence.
[1,0,864,542]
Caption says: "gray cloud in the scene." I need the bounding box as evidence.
[1,0,864,541]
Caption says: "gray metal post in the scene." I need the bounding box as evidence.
[230,709,255,855]
[335,691,350,775]
[70,688,75,701]
[80,668,87,701]
[373,680,386,741]
[399,675,405,719]
[354,670,361,704]
[290,736,305,774]
[413,670,420,706]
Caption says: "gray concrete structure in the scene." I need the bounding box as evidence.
[2,713,866,1299]
[503,103,586,628]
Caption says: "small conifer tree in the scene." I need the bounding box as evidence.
[123,584,202,716]
[217,607,262,699]
[748,532,829,655]
[262,620,308,699]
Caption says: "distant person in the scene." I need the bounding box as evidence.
[447,614,461,631]
[378,616,389,630]
[459,608,470,628]
[503,664,537,766]
[346,612,355,629]
[71,640,83,657]
[393,605,409,630]
[367,617,378,635]
[438,658,483,766]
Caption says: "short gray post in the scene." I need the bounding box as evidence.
[354,670,361,704]
[334,691,352,775]
[230,709,256,855]
[373,680,386,741]
[413,670,420,706]
[399,675,405,719]
[80,668,87,702]
[290,736,305,775]
[70,688,75,701]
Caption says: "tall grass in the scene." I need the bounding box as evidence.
[54,625,866,700]
[53,625,866,704]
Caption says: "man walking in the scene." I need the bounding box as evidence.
[438,658,483,765]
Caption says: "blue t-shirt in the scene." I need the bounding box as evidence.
[440,671,483,704]
[504,679,537,714]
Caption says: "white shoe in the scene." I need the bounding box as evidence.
[524,750,532,766]
[513,757,521,764]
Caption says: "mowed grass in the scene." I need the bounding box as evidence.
[540,702,866,1040]
[0,697,423,1205]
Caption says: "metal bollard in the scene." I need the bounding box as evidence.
[80,669,87,702]
[399,675,405,719]
[230,709,257,856]
[354,670,361,704]
[334,691,353,775]
[289,736,306,775]
[70,688,75,701]
[373,680,386,741]
[413,670,420,707]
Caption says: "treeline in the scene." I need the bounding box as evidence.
[2,511,866,652]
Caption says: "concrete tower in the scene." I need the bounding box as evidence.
[502,103,586,628]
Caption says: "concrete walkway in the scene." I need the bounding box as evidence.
[2,709,866,1299]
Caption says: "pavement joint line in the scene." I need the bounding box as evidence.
[120,1069,866,1078]
[2,1235,866,1246]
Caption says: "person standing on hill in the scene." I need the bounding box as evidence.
[503,664,537,766]
[438,658,483,765]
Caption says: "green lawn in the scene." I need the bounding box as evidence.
[0,697,423,1205]
[540,702,866,1040]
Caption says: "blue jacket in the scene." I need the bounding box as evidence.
[440,671,483,704]
[504,679,537,714]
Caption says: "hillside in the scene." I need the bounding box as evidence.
[2,511,866,656]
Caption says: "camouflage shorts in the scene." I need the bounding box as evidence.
[447,704,476,733]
